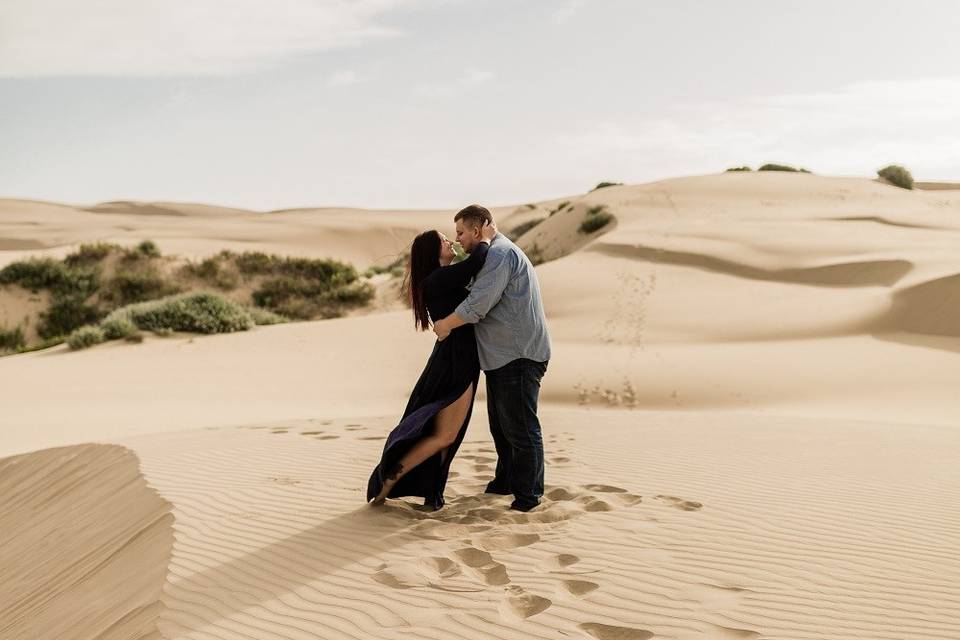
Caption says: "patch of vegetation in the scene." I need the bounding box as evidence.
[523,243,546,267]
[758,163,811,173]
[247,306,289,325]
[579,204,614,234]
[252,277,374,320]
[64,242,119,267]
[877,164,914,190]
[725,166,752,172]
[363,253,407,279]
[524,203,537,209]
[0,326,25,352]
[102,266,181,307]
[39,296,102,339]
[507,219,543,241]
[67,325,106,350]
[2,241,374,355]
[549,201,572,216]
[592,181,623,191]
[101,315,139,340]
[135,240,161,258]
[179,255,240,290]
[0,257,98,296]
[103,291,255,335]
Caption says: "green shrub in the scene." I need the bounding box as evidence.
[180,257,240,290]
[549,200,572,216]
[0,258,98,296]
[725,166,752,172]
[104,291,254,334]
[247,307,289,325]
[64,242,119,267]
[524,243,545,266]
[507,219,542,240]
[234,251,277,275]
[758,163,810,173]
[101,315,138,340]
[579,212,614,234]
[592,181,622,191]
[586,204,608,217]
[253,277,374,319]
[103,267,180,306]
[39,296,101,339]
[136,240,161,258]
[0,326,25,351]
[878,164,914,190]
[524,203,537,209]
[67,325,106,350]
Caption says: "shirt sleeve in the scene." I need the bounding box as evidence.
[454,247,514,323]
[427,240,490,294]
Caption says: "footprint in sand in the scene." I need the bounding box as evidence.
[452,547,510,586]
[419,556,462,579]
[372,567,420,589]
[345,425,365,431]
[559,579,599,597]
[472,532,540,551]
[551,456,572,464]
[576,495,613,512]
[582,483,628,493]
[541,553,581,572]
[270,429,289,434]
[316,435,340,440]
[655,494,703,511]
[359,436,382,440]
[300,430,324,435]
[499,585,551,619]
[410,520,493,540]
[579,622,654,640]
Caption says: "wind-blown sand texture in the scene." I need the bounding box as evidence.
[2,172,959,639]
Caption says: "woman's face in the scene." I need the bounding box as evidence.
[438,232,456,263]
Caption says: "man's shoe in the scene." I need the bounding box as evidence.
[509,499,539,512]
[484,481,511,496]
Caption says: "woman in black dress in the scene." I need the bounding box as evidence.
[367,220,497,510]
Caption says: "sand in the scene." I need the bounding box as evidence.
[1,172,959,639]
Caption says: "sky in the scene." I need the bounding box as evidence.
[1,0,959,211]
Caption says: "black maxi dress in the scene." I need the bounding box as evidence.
[366,240,490,510]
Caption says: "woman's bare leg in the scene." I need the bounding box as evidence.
[371,383,474,505]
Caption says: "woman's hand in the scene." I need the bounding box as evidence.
[481,220,498,242]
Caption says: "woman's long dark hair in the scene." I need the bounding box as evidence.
[403,230,442,331]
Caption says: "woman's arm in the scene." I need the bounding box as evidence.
[428,240,491,293]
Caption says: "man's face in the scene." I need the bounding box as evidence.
[455,219,481,252]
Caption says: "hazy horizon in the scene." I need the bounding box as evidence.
[2,0,959,210]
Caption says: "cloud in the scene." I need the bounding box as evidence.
[557,76,960,180]
[0,0,419,77]
[327,70,364,87]
[551,0,585,24]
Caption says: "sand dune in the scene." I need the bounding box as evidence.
[2,171,960,639]
[0,444,173,640]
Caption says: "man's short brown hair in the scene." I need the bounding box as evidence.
[454,204,492,228]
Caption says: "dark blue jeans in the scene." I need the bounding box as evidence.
[484,357,548,510]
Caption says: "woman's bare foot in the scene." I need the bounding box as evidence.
[369,461,404,506]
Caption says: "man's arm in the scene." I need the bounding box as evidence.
[433,248,513,341]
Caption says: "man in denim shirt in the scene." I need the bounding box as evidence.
[433,204,552,511]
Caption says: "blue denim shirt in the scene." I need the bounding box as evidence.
[454,233,552,371]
